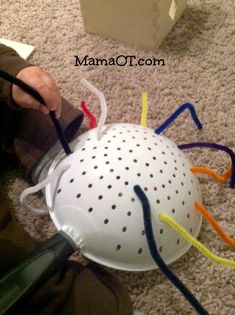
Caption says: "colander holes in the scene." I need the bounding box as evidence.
[127,211,132,216]
[136,144,140,147]
[148,147,152,151]
[69,179,74,183]
[104,153,108,157]
[182,201,185,206]
[125,181,129,185]
[174,167,178,171]
[117,147,121,150]
[154,187,157,191]
[104,146,108,149]
[164,161,168,165]
[181,182,184,186]
[82,171,86,175]
[131,198,135,202]
[116,176,121,180]
[88,207,93,213]
[112,135,116,138]
[94,165,98,169]
[183,173,186,177]
[190,228,193,233]
[156,199,160,204]
[167,196,171,201]
[159,246,163,253]
[82,148,86,151]
[98,195,103,200]
[112,205,116,210]
[137,173,141,177]
[168,180,172,184]
[88,184,93,188]
[144,187,148,191]
[107,140,111,143]
[145,163,149,167]
[118,192,123,197]
[125,167,130,170]
[80,159,84,163]
[133,159,138,163]
[57,189,61,194]
[76,193,81,198]
[119,132,123,134]
[129,150,133,153]
[141,230,145,236]
[122,140,126,143]
[143,137,147,140]
[104,219,109,224]
[174,160,177,163]
[172,209,175,214]
[160,169,163,174]
[172,174,176,178]
[92,156,96,159]
[188,191,191,196]
[150,174,154,178]
[132,136,136,139]
[177,239,180,245]
[108,185,112,189]
[162,151,166,155]
[122,227,127,232]
[187,213,190,218]
[116,245,121,251]
[162,184,165,189]
[105,161,110,165]
[99,175,104,180]
[175,190,179,194]
[153,156,156,160]
[138,248,143,255]
[110,169,114,172]
[93,146,97,150]
[160,228,164,234]
[118,157,122,161]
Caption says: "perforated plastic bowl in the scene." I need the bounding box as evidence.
[45,123,202,271]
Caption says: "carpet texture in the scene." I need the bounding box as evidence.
[1,0,235,314]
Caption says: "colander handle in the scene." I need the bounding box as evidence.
[0,231,75,315]
[20,164,71,215]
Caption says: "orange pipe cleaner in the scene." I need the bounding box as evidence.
[191,166,232,183]
[195,202,235,248]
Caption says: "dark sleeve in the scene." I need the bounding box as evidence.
[0,44,84,176]
[0,43,32,105]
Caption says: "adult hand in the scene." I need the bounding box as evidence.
[12,66,62,118]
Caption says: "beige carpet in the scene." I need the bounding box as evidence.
[1,0,235,314]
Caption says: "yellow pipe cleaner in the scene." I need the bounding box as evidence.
[141,92,148,127]
[190,166,232,183]
[158,212,235,268]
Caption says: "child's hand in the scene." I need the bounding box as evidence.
[12,66,62,119]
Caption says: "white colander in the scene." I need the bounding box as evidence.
[42,123,202,271]
[20,80,202,271]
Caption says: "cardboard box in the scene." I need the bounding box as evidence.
[80,0,187,50]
